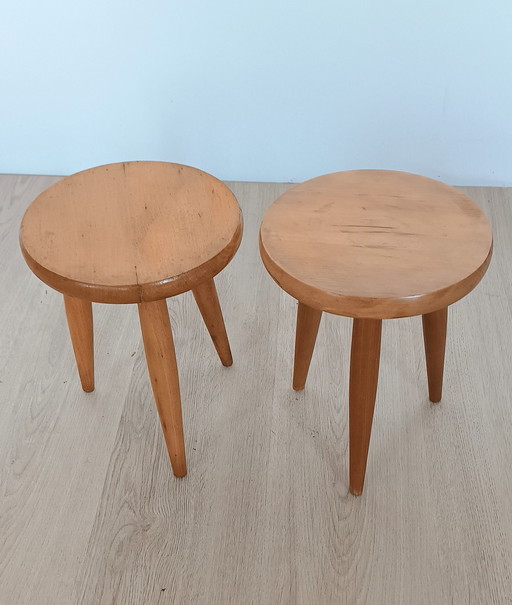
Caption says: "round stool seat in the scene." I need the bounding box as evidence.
[20,161,243,304]
[260,170,493,319]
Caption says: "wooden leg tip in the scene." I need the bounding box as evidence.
[171,458,187,478]
[429,389,442,403]
[292,383,305,391]
[221,356,233,367]
[82,382,95,393]
[349,486,363,496]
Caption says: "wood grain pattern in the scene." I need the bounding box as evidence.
[349,318,382,495]
[192,278,233,367]
[64,295,94,392]
[422,307,448,403]
[260,170,493,319]
[1,176,511,604]
[19,162,243,303]
[292,302,322,390]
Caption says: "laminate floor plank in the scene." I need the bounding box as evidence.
[0,176,511,604]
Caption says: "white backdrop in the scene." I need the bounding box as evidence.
[1,0,511,184]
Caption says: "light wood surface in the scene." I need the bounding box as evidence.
[20,161,243,303]
[422,307,448,403]
[260,170,493,319]
[138,299,186,477]
[192,278,233,367]
[1,176,511,604]
[349,319,382,495]
[64,295,94,392]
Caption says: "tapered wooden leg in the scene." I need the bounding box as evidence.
[138,300,186,477]
[349,318,382,496]
[192,278,233,367]
[422,307,448,403]
[293,302,322,390]
[64,295,94,392]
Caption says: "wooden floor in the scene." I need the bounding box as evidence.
[1,175,511,604]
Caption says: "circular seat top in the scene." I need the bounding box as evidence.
[260,170,493,319]
[20,162,242,303]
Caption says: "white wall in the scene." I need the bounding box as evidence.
[1,0,511,184]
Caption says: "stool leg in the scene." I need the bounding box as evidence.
[349,318,382,496]
[138,300,187,477]
[64,295,94,392]
[293,302,322,390]
[422,307,448,403]
[192,278,233,367]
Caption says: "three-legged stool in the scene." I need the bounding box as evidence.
[259,170,492,495]
[20,161,243,477]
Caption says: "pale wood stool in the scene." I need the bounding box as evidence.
[20,161,242,478]
[259,170,493,495]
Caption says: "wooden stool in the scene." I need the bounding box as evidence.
[259,170,493,495]
[20,161,242,478]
